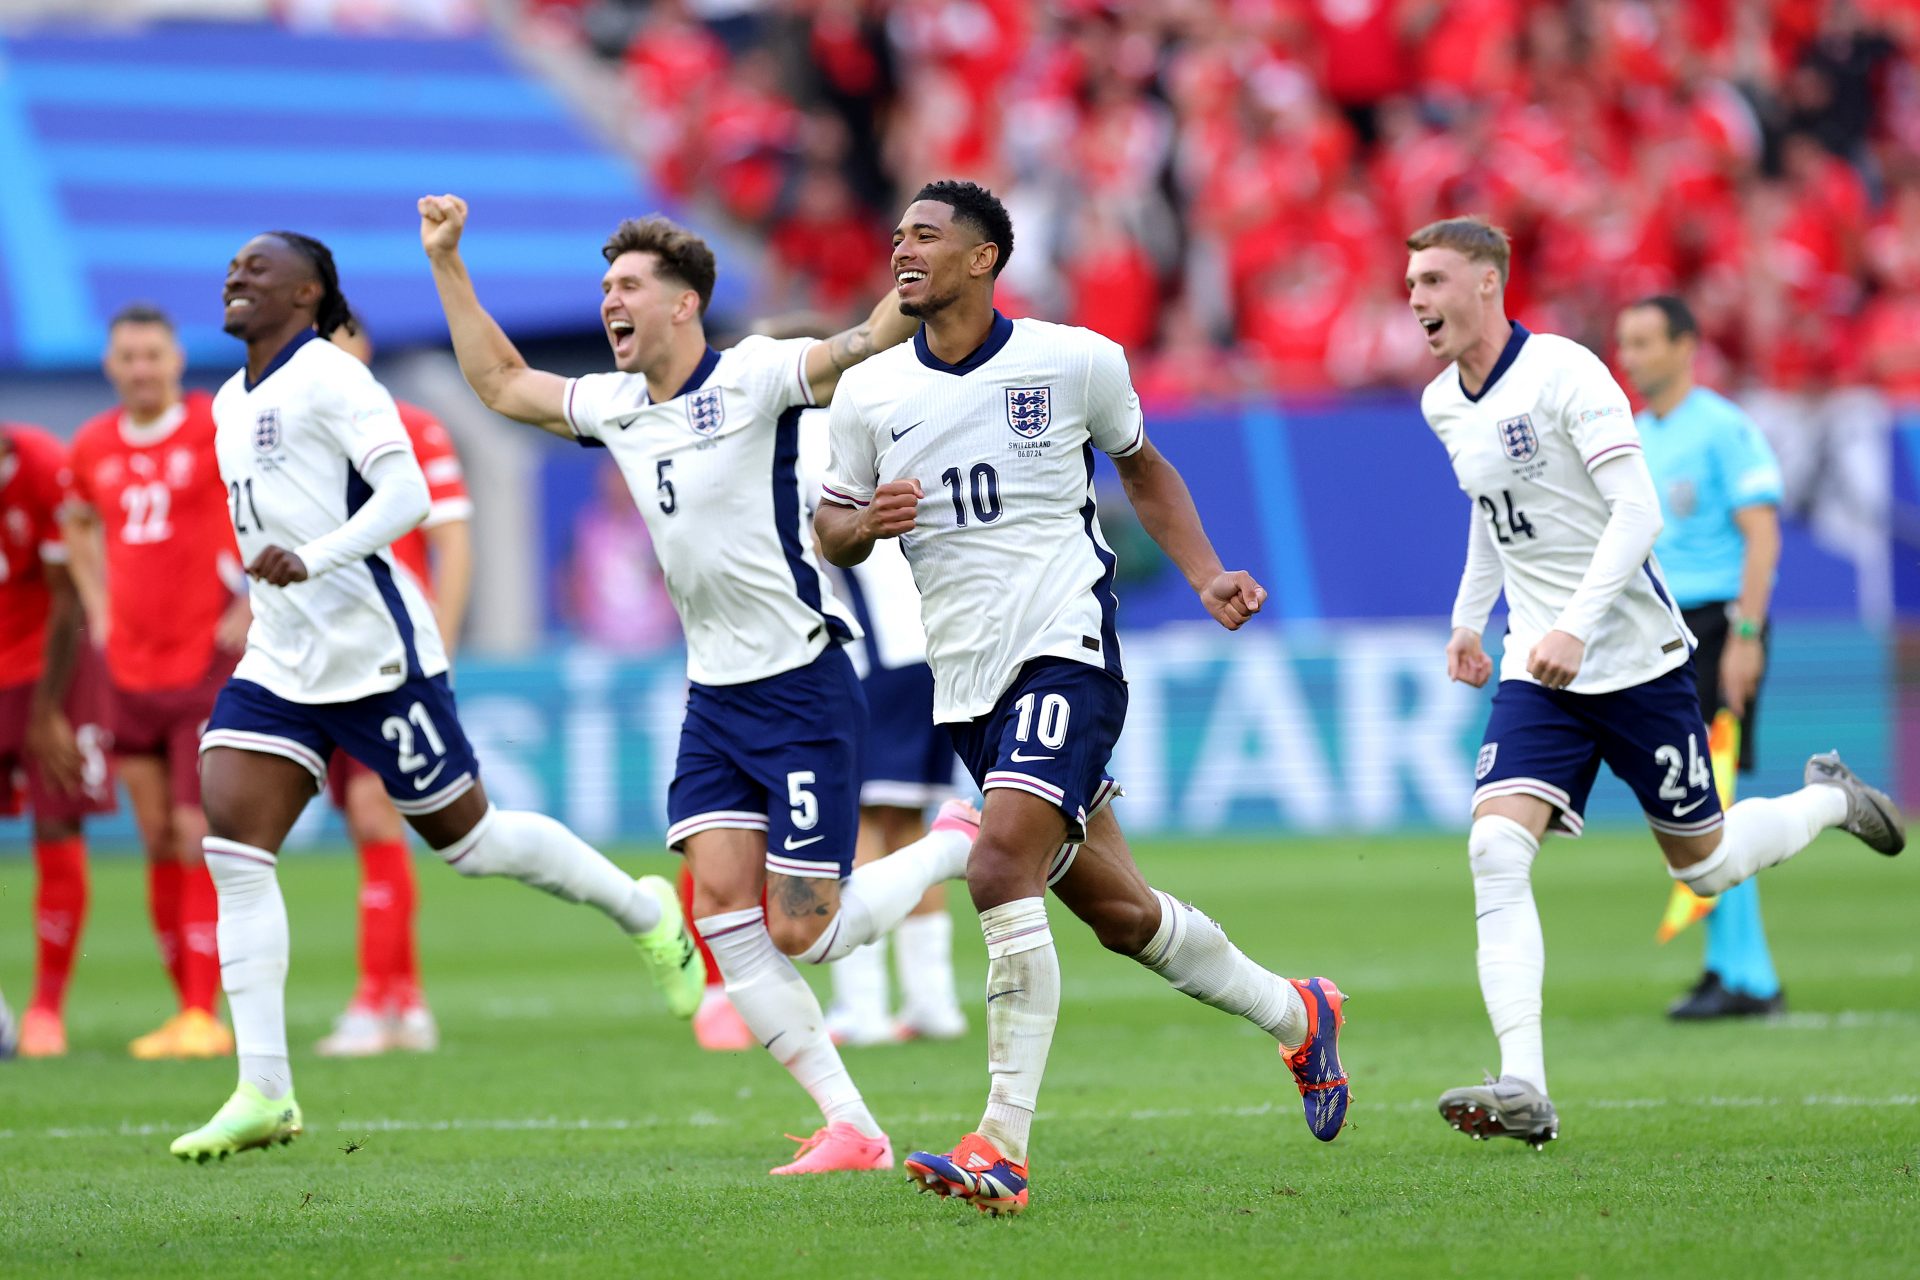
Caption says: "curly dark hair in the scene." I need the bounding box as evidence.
[267,231,356,338]
[603,216,718,315]
[913,179,1013,277]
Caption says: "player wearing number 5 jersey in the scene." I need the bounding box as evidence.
[65,305,245,1062]
[1411,217,1906,1149]
[818,181,1352,1216]
[171,231,704,1164]
[422,195,980,1176]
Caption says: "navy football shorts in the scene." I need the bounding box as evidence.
[947,657,1125,860]
[859,659,962,809]
[201,671,480,817]
[1472,662,1723,839]
[666,644,866,880]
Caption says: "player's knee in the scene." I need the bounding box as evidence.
[1469,815,1539,887]
[965,832,1045,912]
[765,910,828,958]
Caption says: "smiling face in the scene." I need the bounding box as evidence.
[601,250,695,374]
[1405,246,1498,364]
[222,234,319,342]
[891,199,997,320]
[104,320,185,420]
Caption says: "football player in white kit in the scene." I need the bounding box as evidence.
[174,232,707,1162]
[1409,216,1906,1148]
[420,196,981,1175]
[817,181,1352,1216]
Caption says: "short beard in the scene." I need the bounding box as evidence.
[899,287,958,321]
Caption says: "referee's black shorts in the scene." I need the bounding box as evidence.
[1681,602,1767,774]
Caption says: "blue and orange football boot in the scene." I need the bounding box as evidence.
[1282,976,1350,1141]
[905,1132,1029,1216]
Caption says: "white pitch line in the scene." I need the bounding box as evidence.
[3,1094,1914,1143]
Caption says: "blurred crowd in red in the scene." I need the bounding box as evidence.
[529,0,1920,404]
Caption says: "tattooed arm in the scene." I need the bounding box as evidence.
[803,288,919,406]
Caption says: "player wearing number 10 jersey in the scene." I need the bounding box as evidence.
[171,230,702,1164]
[1409,216,1906,1149]
[818,181,1352,1216]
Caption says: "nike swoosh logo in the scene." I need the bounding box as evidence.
[1672,796,1709,817]
[891,420,925,441]
[413,761,448,791]
[783,834,825,851]
[986,988,1023,1003]
[1009,750,1053,763]
[761,1031,784,1051]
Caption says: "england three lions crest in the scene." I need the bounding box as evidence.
[253,409,282,454]
[1498,414,1538,462]
[686,387,725,437]
[1005,386,1051,438]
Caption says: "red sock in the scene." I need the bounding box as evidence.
[679,864,722,990]
[148,859,186,1000]
[31,837,89,1015]
[356,839,415,1011]
[177,861,221,1015]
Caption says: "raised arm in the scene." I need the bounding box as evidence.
[1110,438,1265,630]
[419,195,572,436]
[803,288,919,406]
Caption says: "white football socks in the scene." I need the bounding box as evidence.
[204,838,292,1101]
[438,807,660,935]
[1671,786,1849,896]
[796,826,970,965]
[697,906,882,1138]
[976,897,1059,1165]
[1134,889,1308,1049]
[829,936,890,1029]
[1469,815,1547,1094]
[895,909,961,1023]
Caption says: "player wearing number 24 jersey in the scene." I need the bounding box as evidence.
[1409,216,1904,1151]
[819,181,1352,1215]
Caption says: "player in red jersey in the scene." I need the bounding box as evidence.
[310,318,474,1057]
[2,423,117,1058]
[63,305,244,1060]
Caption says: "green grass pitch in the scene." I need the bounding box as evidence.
[2,832,1916,1278]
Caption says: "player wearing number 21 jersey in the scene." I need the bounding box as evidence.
[1409,216,1905,1151]
[819,181,1352,1216]
[172,230,699,1165]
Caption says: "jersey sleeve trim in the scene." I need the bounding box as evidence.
[794,341,818,408]
[424,496,475,527]
[1584,441,1640,470]
[357,439,409,473]
[1106,419,1146,459]
[819,483,869,509]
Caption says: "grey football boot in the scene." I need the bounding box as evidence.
[1804,751,1906,856]
[1438,1074,1558,1149]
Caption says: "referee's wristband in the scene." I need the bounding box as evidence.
[1730,615,1763,640]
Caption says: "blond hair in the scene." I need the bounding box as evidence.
[1405,216,1512,285]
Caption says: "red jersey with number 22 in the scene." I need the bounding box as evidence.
[68,391,240,692]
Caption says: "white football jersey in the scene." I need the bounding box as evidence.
[1423,323,1691,694]
[823,314,1144,722]
[212,332,447,704]
[798,406,926,672]
[566,336,855,687]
